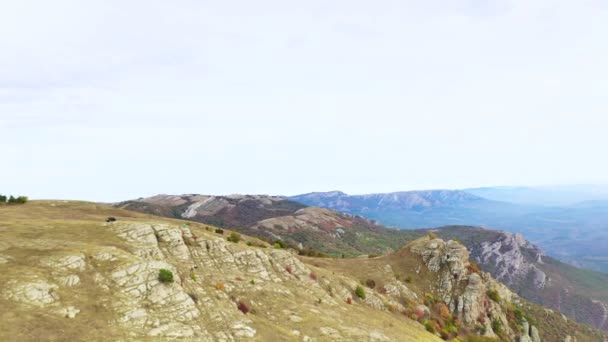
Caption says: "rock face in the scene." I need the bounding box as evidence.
[477,232,548,290]
[410,237,535,340]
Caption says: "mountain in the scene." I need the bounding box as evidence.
[288,190,535,229]
[464,185,608,207]
[117,194,421,257]
[2,201,603,341]
[288,190,608,273]
[431,226,608,333]
[117,193,608,334]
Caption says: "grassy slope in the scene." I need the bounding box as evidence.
[0,201,440,342]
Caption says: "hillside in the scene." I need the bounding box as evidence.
[0,201,438,341]
[288,191,608,273]
[2,201,603,341]
[117,194,420,257]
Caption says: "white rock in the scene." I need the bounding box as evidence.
[58,306,80,318]
[148,323,195,337]
[231,322,256,337]
[58,274,80,287]
[5,280,59,306]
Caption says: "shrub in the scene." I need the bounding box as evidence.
[249,279,255,285]
[467,262,481,274]
[413,307,426,321]
[487,289,501,303]
[424,320,436,334]
[215,228,224,234]
[355,285,366,299]
[309,272,318,281]
[246,241,252,246]
[428,232,438,239]
[298,248,329,257]
[227,232,241,243]
[158,269,174,283]
[491,319,503,335]
[512,306,524,323]
[435,302,451,320]
[190,272,197,281]
[215,282,225,291]
[273,240,286,249]
[346,297,353,304]
[365,279,376,289]
[404,275,413,283]
[237,301,250,314]
[368,254,379,258]
[424,293,437,306]
[0,195,6,203]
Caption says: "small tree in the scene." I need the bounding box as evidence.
[15,196,28,204]
[0,194,6,203]
[158,269,174,283]
[7,195,17,204]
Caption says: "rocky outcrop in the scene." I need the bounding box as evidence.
[477,232,548,290]
[410,237,535,340]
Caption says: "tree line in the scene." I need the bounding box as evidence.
[0,194,28,204]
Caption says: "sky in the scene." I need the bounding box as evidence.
[1,0,608,202]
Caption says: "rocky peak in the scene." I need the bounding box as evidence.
[477,231,548,289]
[409,236,539,340]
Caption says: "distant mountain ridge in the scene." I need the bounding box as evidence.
[288,190,608,273]
[290,190,485,213]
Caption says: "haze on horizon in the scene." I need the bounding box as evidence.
[2,0,608,202]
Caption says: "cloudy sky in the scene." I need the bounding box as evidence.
[1,0,608,202]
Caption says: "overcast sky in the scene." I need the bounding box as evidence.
[1,0,608,202]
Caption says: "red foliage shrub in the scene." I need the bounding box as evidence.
[378,286,388,295]
[309,272,318,280]
[413,307,426,321]
[346,297,353,305]
[237,301,250,314]
[285,265,293,274]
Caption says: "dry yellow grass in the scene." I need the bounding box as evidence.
[0,201,441,341]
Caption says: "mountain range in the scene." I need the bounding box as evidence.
[288,189,608,273]
[117,193,608,334]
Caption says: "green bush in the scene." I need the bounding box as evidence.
[158,269,174,283]
[355,285,366,299]
[487,289,501,303]
[424,320,436,334]
[273,240,286,249]
[215,228,224,235]
[0,195,6,203]
[227,232,241,243]
[491,319,503,335]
